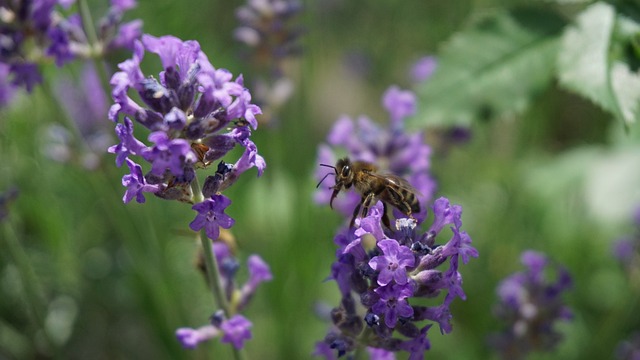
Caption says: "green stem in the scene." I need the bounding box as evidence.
[191,177,246,360]
[76,0,112,94]
[77,0,100,50]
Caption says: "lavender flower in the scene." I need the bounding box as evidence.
[315,85,436,224]
[234,0,303,125]
[108,34,265,230]
[189,195,235,241]
[409,56,437,84]
[176,314,253,350]
[107,34,268,352]
[0,0,141,102]
[489,250,573,360]
[177,241,272,350]
[315,198,478,359]
[612,206,640,276]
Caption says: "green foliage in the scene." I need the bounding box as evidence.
[412,7,566,127]
[558,2,640,127]
[413,1,640,128]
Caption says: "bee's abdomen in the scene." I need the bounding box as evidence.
[405,191,420,214]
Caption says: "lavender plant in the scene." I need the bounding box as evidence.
[314,86,478,359]
[107,33,269,353]
[0,0,141,105]
[234,0,303,125]
[489,250,573,360]
[612,207,640,280]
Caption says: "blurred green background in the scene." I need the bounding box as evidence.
[2,0,640,359]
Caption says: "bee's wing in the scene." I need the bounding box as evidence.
[369,172,423,197]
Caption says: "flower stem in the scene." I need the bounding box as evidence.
[77,0,100,50]
[192,177,246,360]
[76,0,112,94]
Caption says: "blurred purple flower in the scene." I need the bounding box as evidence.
[489,250,573,359]
[410,56,437,84]
[176,325,220,349]
[234,0,303,125]
[0,0,141,104]
[612,206,640,274]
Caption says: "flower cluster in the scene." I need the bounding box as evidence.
[314,198,477,359]
[176,240,273,349]
[234,0,303,125]
[0,0,141,105]
[107,33,268,351]
[313,85,477,358]
[489,250,573,360]
[315,86,436,224]
[612,206,640,278]
[108,34,265,209]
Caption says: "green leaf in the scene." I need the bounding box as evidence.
[410,8,566,128]
[557,2,640,127]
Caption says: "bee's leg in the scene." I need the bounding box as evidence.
[350,198,364,228]
[360,192,377,218]
[381,202,391,229]
[329,187,341,209]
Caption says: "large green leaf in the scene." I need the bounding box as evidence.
[410,8,566,128]
[557,2,640,127]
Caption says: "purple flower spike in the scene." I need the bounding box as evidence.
[490,250,573,358]
[220,315,253,349]
[315,88,476,356]
[369,239,415,286]
[189,195,235,240]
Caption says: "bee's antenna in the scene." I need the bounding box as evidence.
[316,164,338,189]
[316,172,334,188]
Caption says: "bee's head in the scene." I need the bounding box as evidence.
[335,158,353,183]
[317,157,353,189]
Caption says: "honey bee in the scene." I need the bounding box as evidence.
[317,157,420,228]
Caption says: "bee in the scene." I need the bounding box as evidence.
[317,157,420,228]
